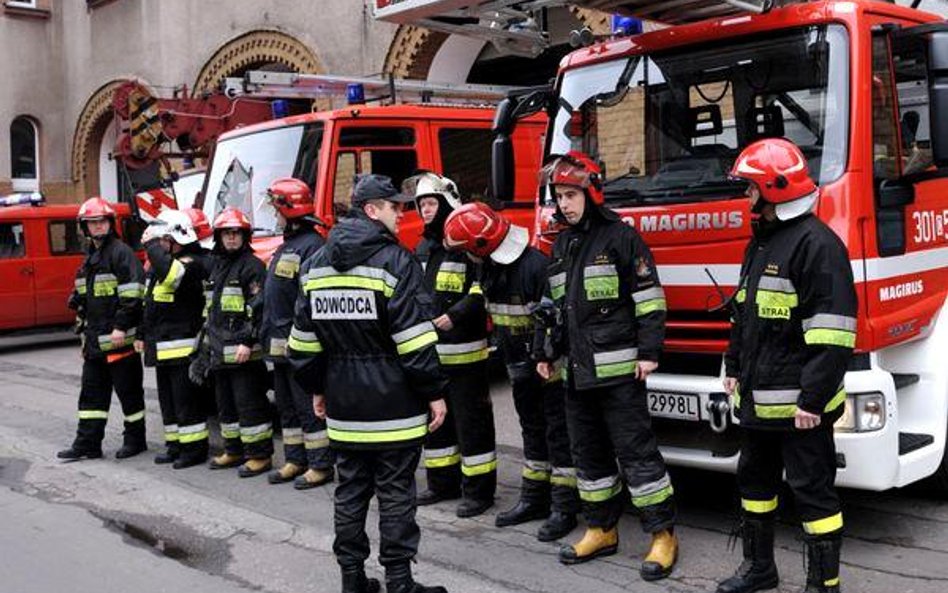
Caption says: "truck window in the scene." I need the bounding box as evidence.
[549,25,849,205]
[332,127,418,216]
[891,33,934,176]
[438,128,493,201]
[202,122,324,236]
[871,35,902,182]
[48,220,85,255]
[0,223,26,258]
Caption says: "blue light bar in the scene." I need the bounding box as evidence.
[611,14,643,37]
[347,83,366,105]
[271,99,289,120]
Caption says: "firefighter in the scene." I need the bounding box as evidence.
[534,152,677,579]
[204,206,273,477]
[260,178,334,490]
[139,209,210,468]
[717,138,856,593]
[288,174,449,593]
[58,197,147,461]
[442,202,580,543]
[405,172,496,518]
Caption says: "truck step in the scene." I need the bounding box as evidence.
[892,373,921,390]
[899,432,934,455]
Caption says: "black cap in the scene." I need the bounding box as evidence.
[351,174,414,206]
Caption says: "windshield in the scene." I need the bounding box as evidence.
[202,122,323,235]
[548,24,849,205]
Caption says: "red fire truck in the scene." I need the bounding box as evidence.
[196,72,546,260]
[481,0,948,493]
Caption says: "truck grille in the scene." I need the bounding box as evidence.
[665,309,731,353]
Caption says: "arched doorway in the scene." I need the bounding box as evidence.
[71,80,133,200]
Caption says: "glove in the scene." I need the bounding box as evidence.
[530,298,564,362]
[188,340,211,385]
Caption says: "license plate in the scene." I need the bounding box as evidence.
[648,392,700,421]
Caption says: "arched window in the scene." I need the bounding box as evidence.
[10,116,39,191]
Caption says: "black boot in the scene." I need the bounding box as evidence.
[416,488,460,507]
[456,497,492,518]
[57,445,103,461]
[716,517,779,593]
[385,563,447,593]
[537,511,577,542]
[154,444,180,465]
[803,536,842,593]
[115,442,147,459]
[341,567,380,593]
[495,499,549,527]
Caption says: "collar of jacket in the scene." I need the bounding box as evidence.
[325,209,397,271]
[752,212,811,241]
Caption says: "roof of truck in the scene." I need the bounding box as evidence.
[217,102,511,143]
[0,202,132,221]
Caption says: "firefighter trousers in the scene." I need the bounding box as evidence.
[156,363,208,461]
[509,368,578,512]
[333,445,422,571]
[565,379,675,533]
[423,360,497,502]
[213,361,273,460]
[272,362,332,470]
[737,425,842,538]
[73,352,146,451]
[544,378,581,515]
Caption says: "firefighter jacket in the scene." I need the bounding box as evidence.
[480,246,549,380]
[69,234,145,359]
[288,209,447,450]
[205,243,266,369]
[724,214,857,430]
[140,241,210,367]
[416,237,489,367]
[547,207,666,391]
[261,225,325,361]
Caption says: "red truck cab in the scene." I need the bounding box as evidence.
[197,103,546,262]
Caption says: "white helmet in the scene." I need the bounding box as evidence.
[404,172,463,211]
[147,209,198,245]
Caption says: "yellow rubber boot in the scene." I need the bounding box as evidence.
[294,468,334,490]
[209,452,244,470]
[640,529,678,581]
[267,462,304,484]
[558,527,619,565]
[238,457,272,478]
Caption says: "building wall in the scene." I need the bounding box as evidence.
[1,0,398,203]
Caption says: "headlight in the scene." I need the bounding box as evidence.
[834,392,886,433]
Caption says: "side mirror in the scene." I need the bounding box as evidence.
[493,97,516,135]
[928,30,948,166]
[877,178,914,208]
[491,134,515,202]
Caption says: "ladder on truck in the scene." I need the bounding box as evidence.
[372,1,831,56]
[223,71,525,107]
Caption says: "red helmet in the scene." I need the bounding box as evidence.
[77,196,117,221]
[539,151,604,205]
[212,207,252,231]
[184,208,212,241]
[730,139,817,217]
[443,202,529,264]
[266,177,314,219]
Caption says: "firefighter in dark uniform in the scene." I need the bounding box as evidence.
[183,207,218,419]
[405,172,496,518]
[718,138,856,593]
[139,209,210,468]
[58,197,147,461]
[535,152,677,579]
[288,174,449,593]
[443,202,580,543]
[204,207,273,477]
[261,177,334,490]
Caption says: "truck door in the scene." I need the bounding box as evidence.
[32,218,86,326]
[0,219,35,330]
[327,123,424,246]
[867,28,948,348]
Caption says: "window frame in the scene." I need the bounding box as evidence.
[46,220,86,256]
[10,116,40,192]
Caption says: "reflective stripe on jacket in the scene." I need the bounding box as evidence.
[548,209,665,391]
[724,215,857,429]
[288,211,447,450]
